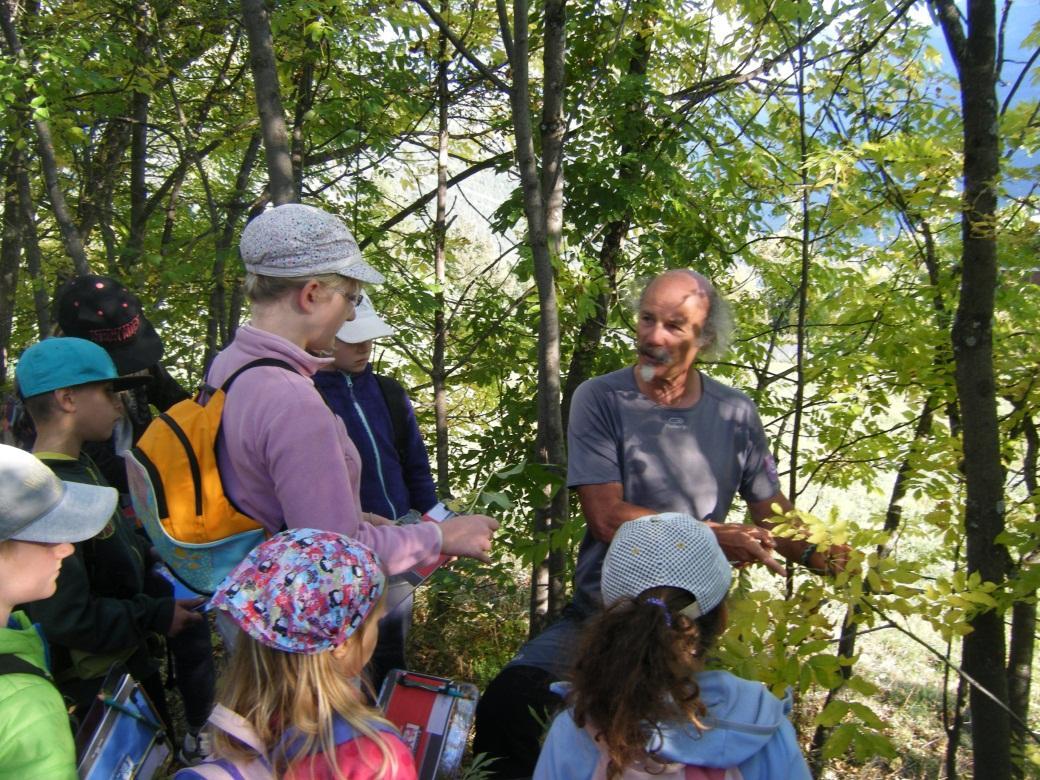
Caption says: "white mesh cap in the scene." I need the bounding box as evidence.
[240,204,385,284]
[601,513,733,617]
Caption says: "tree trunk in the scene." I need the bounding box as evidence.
[432,23,451,497]
[788,22,811,510]
[228,200,270,341]
[0,0,90,275]
[561,11,656,431]
[240,0,296,205]
[0,146,21,384]
[539,0,568,624]
[76,120,132,268]
[290,57,314,200]
[539,0,565,258]
[124,0,154,275]
[1007,600,1036,777]
[809,400,935,773]
[810,188,959,768]
[944,673,968,778]
[1007,413,1038,778]
[15,165,50,337]
[561,220,623,431]
[499,0,568,635]
[124,88,151,274]
[159,171,185,260]
[937,0,1011,775]
[206,131,262,363]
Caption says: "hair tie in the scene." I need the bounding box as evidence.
[644,597,672,627]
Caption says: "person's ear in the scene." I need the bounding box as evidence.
[330,642,350,660]
[330,638,363,674]
[330,637,361,663]
[296,280,325,313]
[53,387,76,412]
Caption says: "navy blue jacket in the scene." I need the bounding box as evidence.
[313,365,437,520]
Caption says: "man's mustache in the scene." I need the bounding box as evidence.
[637,346,672,365]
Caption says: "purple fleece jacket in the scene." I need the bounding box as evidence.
[207,324,441,575]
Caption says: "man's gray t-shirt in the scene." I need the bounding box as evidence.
[567,367,781,611]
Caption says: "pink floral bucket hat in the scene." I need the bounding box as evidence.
[211,529,385,654]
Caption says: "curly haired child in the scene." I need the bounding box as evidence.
[177,529,417,780]
[534,513,811,780]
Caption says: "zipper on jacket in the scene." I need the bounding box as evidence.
[345,374,399,519]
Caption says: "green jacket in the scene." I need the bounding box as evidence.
[0,611,77,780]
[23,453,174,690]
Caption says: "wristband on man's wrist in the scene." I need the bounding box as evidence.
[798,543,818,567]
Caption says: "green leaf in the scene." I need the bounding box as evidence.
[845,676,879,697]
[480,491,513,510]
[822,724,855,761]
[847,702,886,731]
[815,700,850,728]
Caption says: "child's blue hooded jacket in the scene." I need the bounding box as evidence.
[534,671,811,780]
[313,365,436,520]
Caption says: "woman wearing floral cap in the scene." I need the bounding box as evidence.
[205,204,497,579]
[177,528,417,779]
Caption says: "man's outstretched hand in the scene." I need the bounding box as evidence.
[706,521,787,576]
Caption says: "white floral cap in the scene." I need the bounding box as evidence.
[240,204,385,284]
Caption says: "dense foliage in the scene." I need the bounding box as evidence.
[0,0,1037,776]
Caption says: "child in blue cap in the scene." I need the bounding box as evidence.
[180,529,418,780]
[14,337,205,733]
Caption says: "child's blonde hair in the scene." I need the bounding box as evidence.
[207,529,396,779]
[212,604,398,780]
[243,272,359,304]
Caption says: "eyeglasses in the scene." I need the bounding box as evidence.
[331,287,364,307]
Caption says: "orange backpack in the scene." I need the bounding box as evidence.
[125,359,293,595]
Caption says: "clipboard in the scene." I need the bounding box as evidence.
[75,665,172,780]
[377,669,478,780]
[385,502,456,612]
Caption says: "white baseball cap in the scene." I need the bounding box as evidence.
[335,296,394,343]
[601,512,733,618]
[0,444,116,543]
[240,204,385,284]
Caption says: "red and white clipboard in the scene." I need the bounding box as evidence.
[385,502,456,612]
[377,670,478,780]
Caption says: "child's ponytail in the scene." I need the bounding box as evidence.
[569,585,725,780]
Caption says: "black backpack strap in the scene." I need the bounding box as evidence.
[0,653,49,680]
[220,358,297,393]
[207,358,300,521]
[374,374,409,463]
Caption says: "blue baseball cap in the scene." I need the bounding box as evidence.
[15,337,150,399]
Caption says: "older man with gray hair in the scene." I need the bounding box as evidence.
[474,269,847,779]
